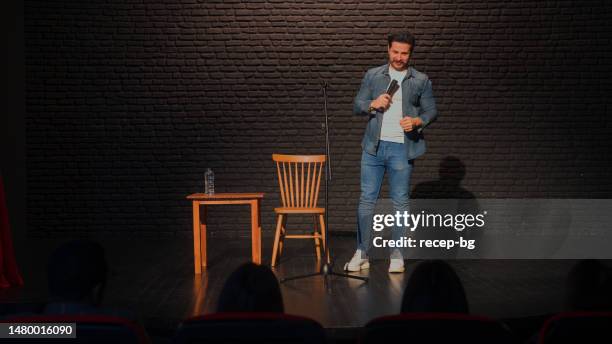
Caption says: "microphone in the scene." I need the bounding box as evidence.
[386,79,399,97]
[371,79,400,113]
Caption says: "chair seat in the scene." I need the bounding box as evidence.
[274,207,325,214]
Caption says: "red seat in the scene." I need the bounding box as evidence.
[538,311,612,344]
[362,313,515,344]
[173,312,327,343]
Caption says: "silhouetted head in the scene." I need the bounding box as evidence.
[438,156,466,184]
[217,262,284,313]
[566,259,612,311]
[47,239,108,306]
[401,260,469,313]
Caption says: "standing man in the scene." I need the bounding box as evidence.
[345,32,438,273]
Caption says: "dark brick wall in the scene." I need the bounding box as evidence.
[25,1,612,238]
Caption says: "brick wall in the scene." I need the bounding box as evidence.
[25,1,612,237]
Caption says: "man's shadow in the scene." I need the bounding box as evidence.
[409,156,481,259]
[412,156,475,199]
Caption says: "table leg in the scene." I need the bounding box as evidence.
[257,199,262,260]
[251,199,261,264]
[201,205,207,269]
[192,201,201,274]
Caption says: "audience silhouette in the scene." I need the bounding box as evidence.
[217,262,284,313]
[44,239,108,314]
[565,259,612,311]
[401,260,469,313]
[43,239,136,321]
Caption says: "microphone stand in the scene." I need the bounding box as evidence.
[280,81,368,288]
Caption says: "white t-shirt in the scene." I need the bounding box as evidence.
[380,66,408,143]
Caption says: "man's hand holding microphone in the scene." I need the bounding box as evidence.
[368,79,423,132]
[369,94,392,112]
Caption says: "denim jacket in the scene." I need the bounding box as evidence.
[353,64,438,160]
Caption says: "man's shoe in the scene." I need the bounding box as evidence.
[388,258,405,273]
[343,249,370,272]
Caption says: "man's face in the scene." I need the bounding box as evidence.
[388,41,411,71]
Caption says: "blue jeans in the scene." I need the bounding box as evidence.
[357,141,413,258]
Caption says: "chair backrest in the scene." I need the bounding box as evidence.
[173,312,327,344]
[538,311,612,344]
[362,313,516,344]
[2,314,149,344]
[272,154,326,208]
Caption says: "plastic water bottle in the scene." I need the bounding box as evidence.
[204,168,215,195]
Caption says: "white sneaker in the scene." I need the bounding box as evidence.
[388,258,405,273]
[343,249,370,272]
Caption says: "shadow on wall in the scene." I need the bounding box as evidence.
[410,156,480,259]
[412,156,475,199]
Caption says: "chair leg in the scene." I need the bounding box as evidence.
[279,215,287,257]
[313,215,321,260]
[319,214,330,264]
[271,214,284,267]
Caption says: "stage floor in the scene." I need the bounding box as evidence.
[1,236,576,338]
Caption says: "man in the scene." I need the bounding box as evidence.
[345,32,438,273]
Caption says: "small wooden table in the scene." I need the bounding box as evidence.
[186,193,264,274]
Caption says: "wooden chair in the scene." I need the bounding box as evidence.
[271,154,328,267]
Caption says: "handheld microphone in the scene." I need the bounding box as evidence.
[371,79,399,112]
[371,79,400,113]
[386,79,399,97]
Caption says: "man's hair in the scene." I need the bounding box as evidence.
[388,32,416,52]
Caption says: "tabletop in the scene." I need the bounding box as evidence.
[186,193,265,200]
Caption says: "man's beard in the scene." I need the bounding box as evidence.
[391,61,407,70]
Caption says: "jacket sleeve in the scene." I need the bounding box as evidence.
[353,70,375,116]
[417,79,437,132]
